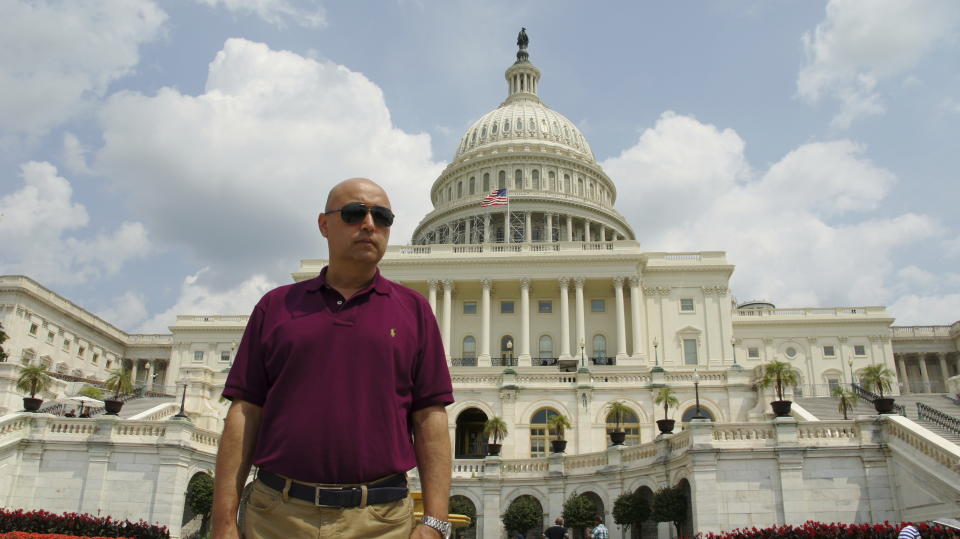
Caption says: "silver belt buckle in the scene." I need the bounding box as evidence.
[313,486,343,507]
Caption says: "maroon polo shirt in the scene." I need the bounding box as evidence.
[223,267,453,483]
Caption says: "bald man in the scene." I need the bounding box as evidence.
[213,179,454,539]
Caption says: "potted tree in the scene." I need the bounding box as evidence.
[483,416,508,456]
[654,387,678,434]
[103,368,133,415]
[547,413,572,454]
[16,364,52,412]
[832,386,858,420]
[757,360,800,417]
[859,364,897,413]
[606,400,631,445]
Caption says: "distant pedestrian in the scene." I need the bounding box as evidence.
[543,517,569,539]
[899,525,921,539]
[590,516,609,539]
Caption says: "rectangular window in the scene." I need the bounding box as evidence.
[463,301,477,315]
[28,323,38,336]
[538,300,552,314]
[853,345,866,356]
[680,298,695,312]
[92,353,99,364]
[220,351,230,362]
[193,351,204,362]
[62,339,71,352]
[591,299,605,312]
[46,331,54,343]
[500,301,514,314]
[105,359,112,369]
[823,345,836,357]
[78,346,85,357]
[747,347,760,359]
[683,339,699,365]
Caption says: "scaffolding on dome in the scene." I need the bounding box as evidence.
[510,211,525,242]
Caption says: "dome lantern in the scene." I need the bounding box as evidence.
[504,27,541,104]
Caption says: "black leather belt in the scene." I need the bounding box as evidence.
[257,470,408,508]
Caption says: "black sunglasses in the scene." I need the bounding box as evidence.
[325,202,395,227]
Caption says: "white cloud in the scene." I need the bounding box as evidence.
[192,0,325,28]
[890,294,960,325]
[0,0,167,140]
[96,291,149,332]
[604,113,942,309]
[0,161,151,285]
[797,0,960,127]
[137,269,276,333]
[62,133,92,175]
[95,38,444,286]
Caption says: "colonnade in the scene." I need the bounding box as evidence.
[894,352,960,394]
[125,359,169,390]
[420,210,625,245]
[426,276,645,366]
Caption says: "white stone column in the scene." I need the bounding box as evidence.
[600,225,606,242]
[480,278,492,365]
[559,277,571,359]
[918,354,931,393]
[442,279,453,362]
[937,353,949,392]
[483,214,491,243]
[465,219,472,244]
[524,212,532,243]
[545,213,553,242]
[130,360,139,387]
[505,208,511,242]
[613,276,627,361]
[566,215,573,242]
[519,278,531,366]
[629,276,645,359]
[584,219,591,242]
[896,355,911,394]
[574,277,586,360]
[428,279,438,314]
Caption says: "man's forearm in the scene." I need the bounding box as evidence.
[412,405,452,521]
[212,400,262,536]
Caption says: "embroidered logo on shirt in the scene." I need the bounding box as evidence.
[390,328,397,337]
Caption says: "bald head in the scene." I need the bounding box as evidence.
[325,178,391,212]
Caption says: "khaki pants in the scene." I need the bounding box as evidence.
[243,479,416,539]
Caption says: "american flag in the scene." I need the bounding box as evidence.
[481,188,508,206]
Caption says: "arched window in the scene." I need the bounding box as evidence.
[454,408,488,458]
[481,126,487,138]
[469,177,475,195]
[514,169,523,190]
[578,177,584,195]
[462,336,477,361]
[606,406,641,445]
[457,181,462,198]
[563,174,570,192]
[538,335,553,362]
[548,171,556,190]
[592,334,607,365]
[529,117,535,132]
[446,186,452,201]
[471,130,477,143]
[532,170,540,190]
[681,406,715,422]
[498,171,506,189]
[530,408,560,457]
[492,122,498,135]
[517,117,523,130]
[483,173,490,192]
[504,119,511,133]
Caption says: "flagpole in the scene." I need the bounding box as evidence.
[506,189,510,243]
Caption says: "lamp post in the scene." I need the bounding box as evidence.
[692,370,704,419]
[847,358,854,390]
[172,383,189,419]
[506,339,513,366]
[579,339,585,369]
[730,338,738,366]
[652,337,659,367]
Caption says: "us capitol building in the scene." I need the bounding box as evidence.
[1,33,958,539]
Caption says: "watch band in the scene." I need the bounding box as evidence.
[421,515,453,539]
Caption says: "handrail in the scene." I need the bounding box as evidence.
[917,402,960,438]
[851,384,906,416]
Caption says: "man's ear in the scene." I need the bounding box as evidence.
[318,213,328,237]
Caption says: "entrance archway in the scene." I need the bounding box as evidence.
[455,408,488,458]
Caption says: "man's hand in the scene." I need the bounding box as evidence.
[411,523,443,538]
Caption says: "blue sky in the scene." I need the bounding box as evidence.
[1,0,958,332]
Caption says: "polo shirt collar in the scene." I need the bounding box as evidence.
[306,266,392,296]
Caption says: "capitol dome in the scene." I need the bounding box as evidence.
[412,31,634,246]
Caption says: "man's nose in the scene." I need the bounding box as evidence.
[359,209,376,231]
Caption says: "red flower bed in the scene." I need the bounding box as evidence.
[0,508,167,539]
[0,533,132,539]
[698,521,954,539]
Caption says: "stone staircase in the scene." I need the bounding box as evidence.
[795,392,960,445]
[116,396,176,418]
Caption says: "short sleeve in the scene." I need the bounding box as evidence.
[410,295,454,411]
[222,298,270,406]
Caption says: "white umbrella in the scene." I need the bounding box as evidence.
[70,395,105,416]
